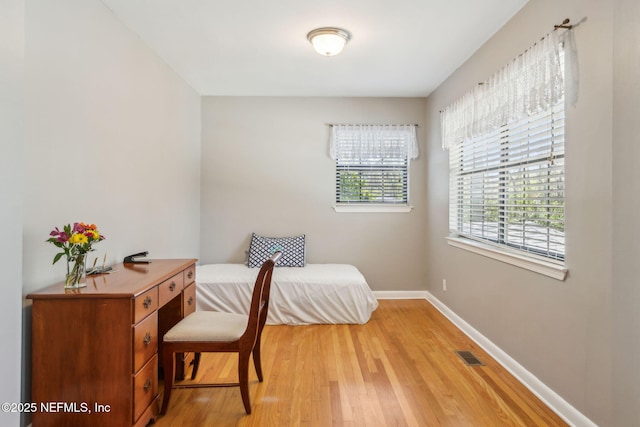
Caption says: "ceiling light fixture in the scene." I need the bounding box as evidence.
[307,27,351,56]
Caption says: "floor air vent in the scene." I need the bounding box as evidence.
[455,350,485,366]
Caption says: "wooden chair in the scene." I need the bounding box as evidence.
[160,251,282,415]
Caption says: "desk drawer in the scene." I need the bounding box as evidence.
[133,355,158,423]
[133,287,158,324]
[183,282,196,317]
[184,264,196,285]
[159,273,184,307]
[133,311,158,373]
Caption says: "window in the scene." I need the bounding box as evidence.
[330,124,418,211]
[448,102,565,261]
[441,30,570,271]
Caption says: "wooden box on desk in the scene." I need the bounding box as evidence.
[27,258,197,427]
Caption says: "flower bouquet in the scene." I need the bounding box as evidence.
[47,222,105,288]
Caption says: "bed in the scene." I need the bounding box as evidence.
[195,263,378,325]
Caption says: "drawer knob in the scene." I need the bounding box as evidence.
[143,332,152,346]
[143,296,152,309]
[187,270,194,279]
[144,378,152,392]
[188,296,194,306]
[169,281,176,292]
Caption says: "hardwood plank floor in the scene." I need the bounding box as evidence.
[153,299,568,427]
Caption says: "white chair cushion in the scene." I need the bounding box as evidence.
[163,311,248,342]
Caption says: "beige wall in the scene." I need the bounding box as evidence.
[21,0,201,420]
[612,0,640,425]
[200,97,427,292]
[425,0,617,425]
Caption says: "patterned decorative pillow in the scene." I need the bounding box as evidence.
[248,233,306,268]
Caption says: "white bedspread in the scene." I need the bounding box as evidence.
[196,264,378,325]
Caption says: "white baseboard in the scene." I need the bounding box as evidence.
[374,290,430,299]
[423,292,598,427]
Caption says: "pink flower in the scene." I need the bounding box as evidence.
[73,222,85,234]
[49,227,69,243]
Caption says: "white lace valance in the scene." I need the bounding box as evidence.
[330,124,419,160]
[441,29,575,150]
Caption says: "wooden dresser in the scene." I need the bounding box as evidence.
[27,258,197,427]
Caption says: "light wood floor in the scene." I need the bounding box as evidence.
[153,299,568,427]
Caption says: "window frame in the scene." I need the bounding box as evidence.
[447,102,567,279]
[332,126,415,213]
[441,32,568,279]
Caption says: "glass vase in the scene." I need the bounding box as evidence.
[65,254,87,289]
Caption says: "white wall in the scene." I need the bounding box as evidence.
[22,0,201,421]
[0,0,24,425]
[425,0,615,425]
[200,97,427,292]
[23,0,202,294]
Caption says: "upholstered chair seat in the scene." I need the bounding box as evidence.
[164,311,248,343]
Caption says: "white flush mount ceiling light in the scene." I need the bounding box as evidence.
[307,27,351,56]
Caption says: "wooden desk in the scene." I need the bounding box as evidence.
[27,258,197,427]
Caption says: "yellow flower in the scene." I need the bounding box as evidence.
[88,230,100,240]
[69,233,88,245]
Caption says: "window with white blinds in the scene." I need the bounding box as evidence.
[333,126,415,205]
[336,148,408,204]
[449,102,565,261]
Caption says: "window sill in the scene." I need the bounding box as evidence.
[445,236,568,281]
[333,205,413,213]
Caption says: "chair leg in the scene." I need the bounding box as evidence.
[252,339,263,382]
[191,352,201,380]
[238,351,252,414]
[160,345,176,415]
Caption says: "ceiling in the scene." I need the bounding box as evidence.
[100,0,528,97]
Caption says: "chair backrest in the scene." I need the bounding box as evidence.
[241,251,282,345]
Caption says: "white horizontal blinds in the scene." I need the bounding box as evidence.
[449,102,565,260]
[335,143,408,204]
[443,29,569,262]
[332,125,416,205]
